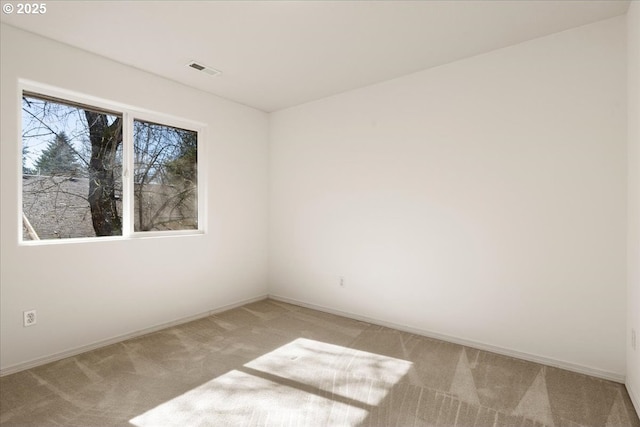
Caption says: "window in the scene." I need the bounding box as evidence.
[21,85,204,242]
[132,120,198,232]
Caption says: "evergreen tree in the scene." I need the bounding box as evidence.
[165,131,197,187]
[22,145,34,175]
[34,132,80,176]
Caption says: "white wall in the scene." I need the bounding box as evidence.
[1,13,632,384]
[627,1,640,413]
[0,24,269,372]
[269,17,627,378]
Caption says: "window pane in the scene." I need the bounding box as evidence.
[22,94,123,240]
[133,120,198,232]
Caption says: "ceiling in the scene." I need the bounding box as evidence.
[1,1,630,112]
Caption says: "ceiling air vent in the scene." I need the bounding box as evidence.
[186,61,221,76]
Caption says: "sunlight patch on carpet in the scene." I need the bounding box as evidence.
[129,338,412,426]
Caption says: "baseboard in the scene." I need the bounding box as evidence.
[627,383,640,419]
[0,294,268,377]
[2,293,626,384]
[269,294,626,384]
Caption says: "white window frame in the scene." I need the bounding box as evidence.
[18,80,207,245]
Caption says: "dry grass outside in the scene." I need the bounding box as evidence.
[133,182,197,232]
[22,175,196,240]
[22,175,102,240]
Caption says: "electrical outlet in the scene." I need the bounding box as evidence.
[633,329,637,351]
[339,276,345,288]
[23,310,37,327]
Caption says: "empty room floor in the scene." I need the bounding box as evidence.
[0,299,638,427]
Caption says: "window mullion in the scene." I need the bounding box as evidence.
[122,112,135,238]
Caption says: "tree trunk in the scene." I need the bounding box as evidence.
[85,112,122,236]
